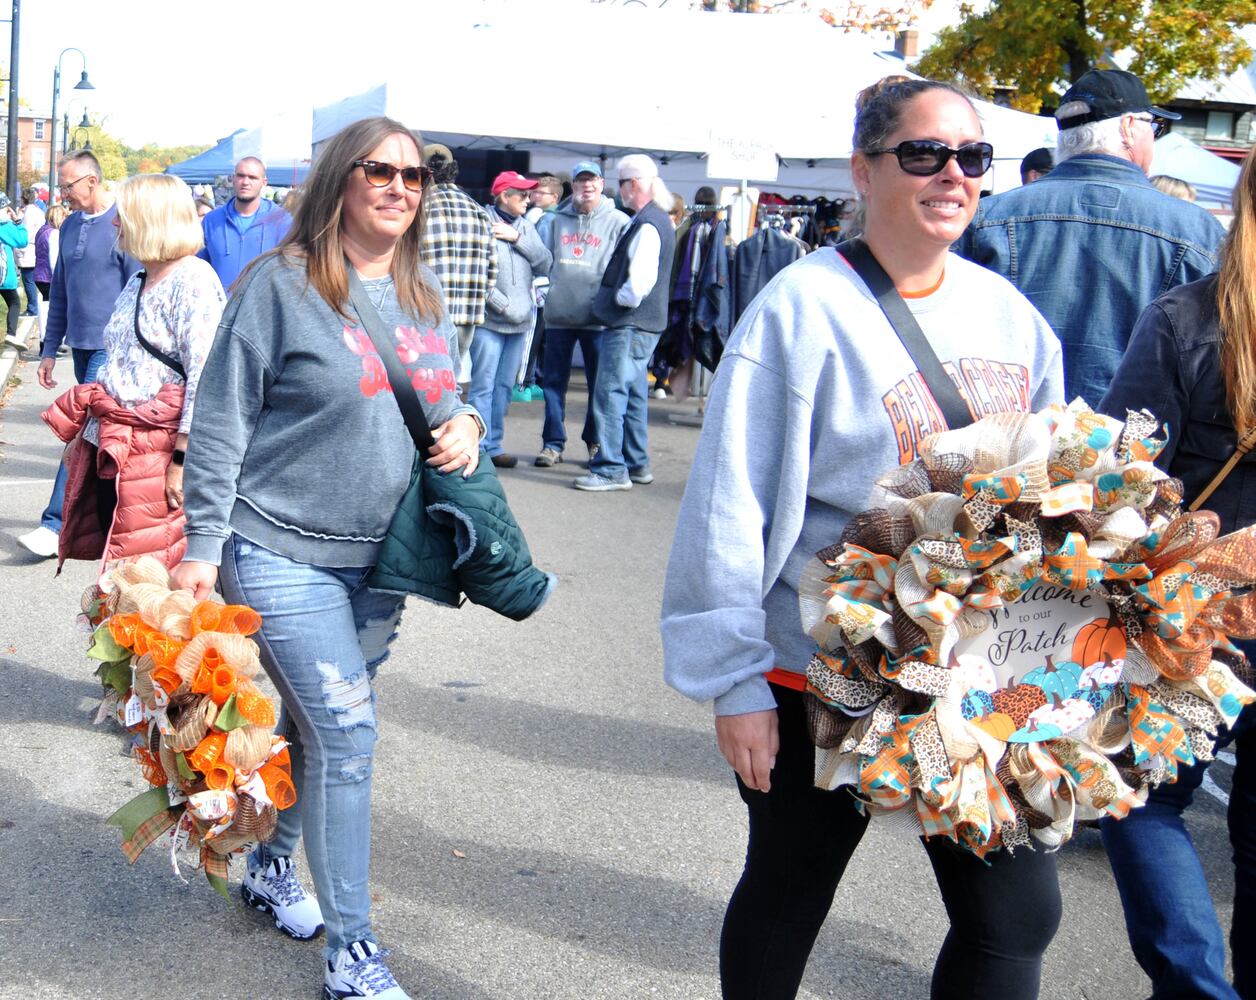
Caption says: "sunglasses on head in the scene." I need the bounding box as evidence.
[352,159,432,192]
[866,139,994,178]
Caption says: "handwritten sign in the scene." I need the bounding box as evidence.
[954,585,1108,686]
[706,131,779,183]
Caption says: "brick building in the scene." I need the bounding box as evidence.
[0,108,55,182]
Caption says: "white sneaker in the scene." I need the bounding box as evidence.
[17,526,58,559]
[324,940,411,999]
[652,387,667,399]
[3,334,26,351]
[241,856,325,940]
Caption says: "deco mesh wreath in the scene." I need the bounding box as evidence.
[82,556,295,895]
[799,400,1256,857]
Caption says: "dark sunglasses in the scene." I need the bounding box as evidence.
[352,159,432,192]
[1134,115,1170,140]
[866,139,994,178]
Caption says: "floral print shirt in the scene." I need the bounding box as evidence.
[88,257,226,443]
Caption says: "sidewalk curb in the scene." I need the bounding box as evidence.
[0,315,40,392]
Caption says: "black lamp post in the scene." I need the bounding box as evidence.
[48,47,93,200]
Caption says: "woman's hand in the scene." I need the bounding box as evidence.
[427,413,482,477]
[715,709,780,793]
[165,462,184,510]
[169,561,219,601]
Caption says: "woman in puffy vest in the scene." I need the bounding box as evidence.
[40,173,224,570]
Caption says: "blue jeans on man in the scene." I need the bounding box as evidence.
[540,327,602,455]
[40,347,108,532]
[1101,701,1256,999]
[467,327,527,456]
[589,326,659,481]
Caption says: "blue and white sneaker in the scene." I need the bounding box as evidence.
[324,940,411,999]
[241,856,325,940]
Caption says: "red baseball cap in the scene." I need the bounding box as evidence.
[491,171,539,196]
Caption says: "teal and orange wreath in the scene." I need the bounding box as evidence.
[799,401,1256,856]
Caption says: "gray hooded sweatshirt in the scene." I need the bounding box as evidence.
[543,195,630,330]
[482,208,552,334]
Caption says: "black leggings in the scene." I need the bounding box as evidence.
[1,287,18,337]
[720,685,1062,1000]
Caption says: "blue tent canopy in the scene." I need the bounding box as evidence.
[166,127,311,185]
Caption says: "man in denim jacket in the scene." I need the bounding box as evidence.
[958,69,1224,406]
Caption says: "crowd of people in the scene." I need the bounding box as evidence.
[7,61,1255,1000]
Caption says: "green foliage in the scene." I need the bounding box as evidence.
[122,142,213,177]
[916,0,1256,112]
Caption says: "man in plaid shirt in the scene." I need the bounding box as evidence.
[420,144,498,380]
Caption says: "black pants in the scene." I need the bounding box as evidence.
[1,287,18,337]
[720,685,1062,1000]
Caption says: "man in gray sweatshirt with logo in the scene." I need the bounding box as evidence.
[533,161,629,468]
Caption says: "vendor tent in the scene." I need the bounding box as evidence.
[167,110,313,185]
[1151,131,1242,208]
[311,5,1056,198]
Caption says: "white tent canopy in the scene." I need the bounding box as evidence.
[311,5,1057,198]
[1150,132,1242,208]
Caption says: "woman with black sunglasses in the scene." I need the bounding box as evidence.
[662,77,1064,999]
[170,117,482,1000]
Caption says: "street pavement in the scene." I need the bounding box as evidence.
[0,348,1241,1000]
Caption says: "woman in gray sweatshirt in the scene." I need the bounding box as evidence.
[172,117,482,1000]
[662,79,1064,999]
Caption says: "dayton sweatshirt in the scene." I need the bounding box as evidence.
[660,249,1064,717]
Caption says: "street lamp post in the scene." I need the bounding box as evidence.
[7,0,20,203]
[47,47,93,201]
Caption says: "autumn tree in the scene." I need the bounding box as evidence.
[697,0,933,31]
[916,0,1256,112]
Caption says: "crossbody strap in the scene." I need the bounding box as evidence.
[1188,424,1256,513]
[132,271,187,381]
[836,238,972,430]
[345,271,437,453]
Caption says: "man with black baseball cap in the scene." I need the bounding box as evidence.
[1019,147,1053,184]
[959,67,1223,405]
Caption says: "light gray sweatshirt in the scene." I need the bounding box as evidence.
[660,249,1064,717]
[183,254,478,568]
[483,208,552,334]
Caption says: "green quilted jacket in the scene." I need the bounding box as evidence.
[368,453,555,621]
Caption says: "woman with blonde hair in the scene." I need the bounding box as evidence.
[1099,143,1256,1000]
[170,116,482,1000]
[40,173,225,569]
[33,204,69,345]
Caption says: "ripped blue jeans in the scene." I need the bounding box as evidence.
[219,534,405,954]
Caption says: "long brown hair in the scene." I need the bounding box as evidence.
[1219,143,1256,436]
[257,116,443,322]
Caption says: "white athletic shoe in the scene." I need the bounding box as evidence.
[17,526,58,559]
[241,856,325,940]
[324,940,411,999]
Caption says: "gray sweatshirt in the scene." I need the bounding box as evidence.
[660,250,1064,717]
[182,254,478,568]
[543,195,630,329]
[483,208,552,334]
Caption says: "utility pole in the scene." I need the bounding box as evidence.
[6,0,17,202]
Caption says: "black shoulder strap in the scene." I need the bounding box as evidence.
[345,270,437,453]
[132,271,187,381]
[836,238,972,431]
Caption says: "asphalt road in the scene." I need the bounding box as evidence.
[0,351,1240,1000]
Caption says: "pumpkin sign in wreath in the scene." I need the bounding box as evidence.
[798,401,1256,856]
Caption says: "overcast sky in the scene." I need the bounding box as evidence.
[18,0,951,148]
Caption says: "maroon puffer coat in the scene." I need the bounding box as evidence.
[41,382,187,571]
